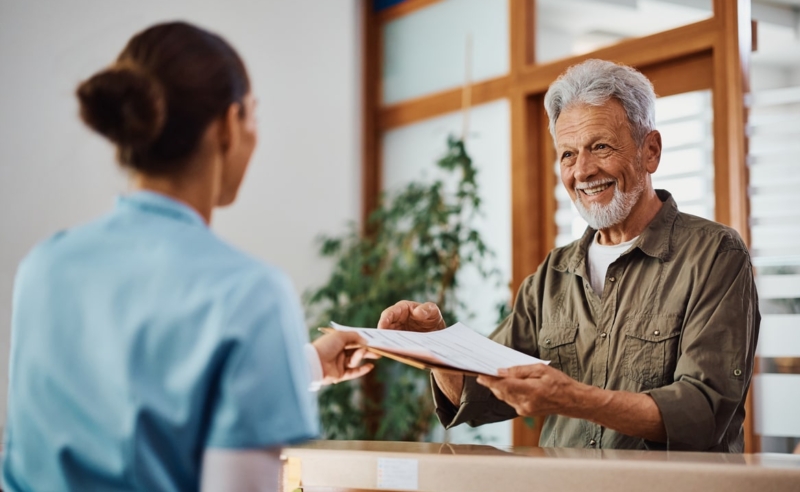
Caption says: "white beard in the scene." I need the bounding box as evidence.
[574,175,645,230]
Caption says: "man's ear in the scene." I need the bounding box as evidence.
[216,102,242,154]
[643,130,662,174]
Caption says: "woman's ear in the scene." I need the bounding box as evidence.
[216,102,242,155]
[214,97,256,207]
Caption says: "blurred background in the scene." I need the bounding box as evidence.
[1,0,798,453]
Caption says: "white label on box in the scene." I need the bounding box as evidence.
[377,457,419,490]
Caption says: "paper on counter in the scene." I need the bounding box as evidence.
[330,321,548,376]
[377,458,418,490]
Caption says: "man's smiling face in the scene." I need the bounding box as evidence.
[555,98,649,231]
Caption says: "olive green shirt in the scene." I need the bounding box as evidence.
[433,191,760,451]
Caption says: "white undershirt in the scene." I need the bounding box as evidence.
[303,343,325,391]
[587,232,639,296]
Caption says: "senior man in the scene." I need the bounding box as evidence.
[378,59,760,451]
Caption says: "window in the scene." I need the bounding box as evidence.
[749,84,800,453]
[382,0,508,104]
[536,0,712,63]
[367,0,753,448]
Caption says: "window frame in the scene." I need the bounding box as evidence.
[362,0,754,450]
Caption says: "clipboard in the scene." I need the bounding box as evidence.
[319,327,484,377]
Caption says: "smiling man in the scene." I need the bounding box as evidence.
[378,59,760,451]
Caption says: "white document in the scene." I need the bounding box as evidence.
[331,321,548,376]
[377,458,418,490]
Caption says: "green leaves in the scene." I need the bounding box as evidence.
[305,136,507,441]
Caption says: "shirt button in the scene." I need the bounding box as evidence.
[734,369,742,377]
[589,439,597,447]
[609,276,616,282]
[600,333,607,339]
[653,330,660,336]
[545,339,551,346]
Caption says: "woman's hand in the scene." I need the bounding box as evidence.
[312,332,378,384]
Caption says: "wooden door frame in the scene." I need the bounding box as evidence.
[362,0,754,451]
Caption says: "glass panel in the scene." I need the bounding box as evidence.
[382,0,508,104]
[751,2,800,93]
[754,374,800,438]
[750,88,800,285]
[381,99,511,445]
[750,72,800,452]
[753,265,800,452]
[536,0,712,64]
[757,275,800,300]
[553,89,714,247]
[758,315,800,358]
[749,88,800,252]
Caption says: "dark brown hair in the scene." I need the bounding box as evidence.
[76,21,250,174]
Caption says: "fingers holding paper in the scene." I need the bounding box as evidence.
[313,331,379,384]
[377,300,446,332]
[476,363,582,417]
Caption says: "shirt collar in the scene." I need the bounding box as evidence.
[563,227,594,277]
[635,189,678,261]
[116,191,207,227]
[556,189,678,275]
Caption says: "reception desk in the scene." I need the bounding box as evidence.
[282,441,800,492]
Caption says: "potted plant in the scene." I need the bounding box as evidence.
[305,136,508,441]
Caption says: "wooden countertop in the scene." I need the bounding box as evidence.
[282,440,800,492]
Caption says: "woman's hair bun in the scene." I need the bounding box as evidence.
[76,64,166,148]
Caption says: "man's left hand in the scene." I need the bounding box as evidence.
[476,364,584,417]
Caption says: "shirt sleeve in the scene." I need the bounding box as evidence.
[304,343,324,392]
[433,273,542,429]
[645,239,760,450]
[205,268,320,449]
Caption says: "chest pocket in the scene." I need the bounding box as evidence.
[622,316,682,389]
[538,322,579,380]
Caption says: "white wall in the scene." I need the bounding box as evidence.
[0,0,361,424]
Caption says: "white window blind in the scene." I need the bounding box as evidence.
[749,85,800,453]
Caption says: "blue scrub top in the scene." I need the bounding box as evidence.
[2,191,319,492]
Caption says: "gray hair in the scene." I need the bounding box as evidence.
[544,59,656,146]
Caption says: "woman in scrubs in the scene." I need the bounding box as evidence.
[2,21,372,492]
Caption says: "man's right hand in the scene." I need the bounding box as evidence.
[378,300,463,406]
[377,301,446,332]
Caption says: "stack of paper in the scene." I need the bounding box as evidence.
[325,322,548,377]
